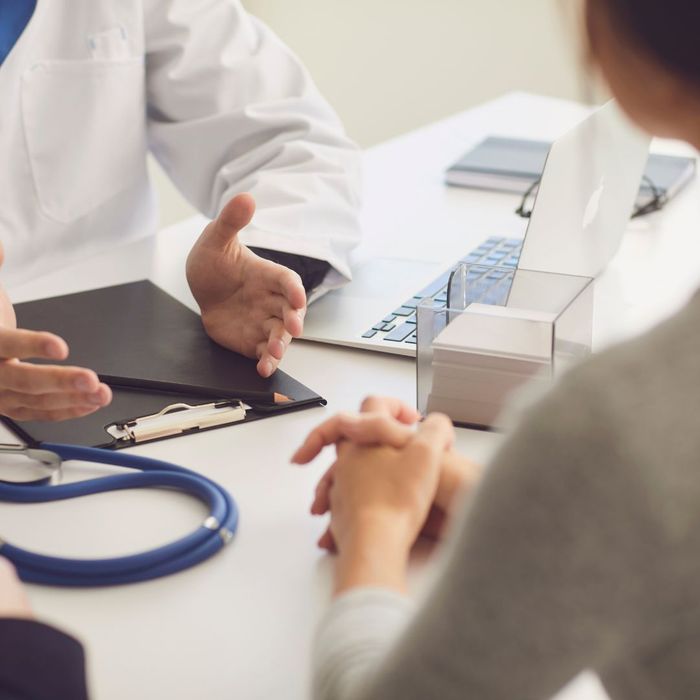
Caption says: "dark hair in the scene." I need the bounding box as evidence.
[598,0,700,84]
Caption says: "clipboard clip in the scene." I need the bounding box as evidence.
[108,401,247,444]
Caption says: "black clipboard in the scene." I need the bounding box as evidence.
[5,280,326,449]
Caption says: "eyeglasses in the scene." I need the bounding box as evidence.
[515,174,669,220]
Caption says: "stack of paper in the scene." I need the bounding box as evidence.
[426,304,555,427]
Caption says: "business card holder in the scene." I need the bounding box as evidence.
[416,263,594,429]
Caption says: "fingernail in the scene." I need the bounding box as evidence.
[87,392,105,405]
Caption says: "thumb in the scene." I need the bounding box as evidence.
[209,193,256,248]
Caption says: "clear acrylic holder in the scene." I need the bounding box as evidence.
[417,264,594,429]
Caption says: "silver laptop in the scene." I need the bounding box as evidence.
[303,101,651,356]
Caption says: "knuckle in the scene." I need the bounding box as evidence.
[12,374,31,393]
[334,413,351,429]
[360,395,380,412]
[369,414,392,432]
[47,410,71,422]
[281,268,300,289]
[409,437,435,460]
[428,412,454,432]
[4,406,31,421]
[335,412,356,429]
[288,269,303,288]
[26,393,51,410]
[0,392,17,410]
[59,371,78,391]
[43,408,79,422]
[277,328,291,344]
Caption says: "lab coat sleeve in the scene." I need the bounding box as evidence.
[143,0,362,284]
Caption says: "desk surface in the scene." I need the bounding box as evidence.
[2,93,699,700]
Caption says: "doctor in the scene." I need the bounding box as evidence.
[0,0,361,422]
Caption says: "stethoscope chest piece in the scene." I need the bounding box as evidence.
[0,443,62,486]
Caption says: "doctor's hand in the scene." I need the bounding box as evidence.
[0,328,113,422]
[186,194,306,378]
[0,558,32,619]
[0,247,112,422]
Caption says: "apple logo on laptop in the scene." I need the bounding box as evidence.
[583,176,605,231]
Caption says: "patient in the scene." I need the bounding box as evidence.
[294,1,700,698]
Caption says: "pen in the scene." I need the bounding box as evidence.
[99,375,293,406]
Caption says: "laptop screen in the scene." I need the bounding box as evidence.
[518,100,650,279]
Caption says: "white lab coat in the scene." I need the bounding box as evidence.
[0,0,361,289]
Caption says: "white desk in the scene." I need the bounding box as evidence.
[2,93,699,700]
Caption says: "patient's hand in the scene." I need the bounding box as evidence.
[293,396,483,549]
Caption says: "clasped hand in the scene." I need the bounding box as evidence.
[293,397,483,573]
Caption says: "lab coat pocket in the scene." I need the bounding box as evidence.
[21,58,146,224]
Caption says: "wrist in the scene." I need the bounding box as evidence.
[334,514,412,596]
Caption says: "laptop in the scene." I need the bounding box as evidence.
[303,101,651,357]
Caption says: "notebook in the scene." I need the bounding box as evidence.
[445,136,696,205]
[6,280,326,448]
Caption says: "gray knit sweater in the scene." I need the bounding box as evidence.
[313,290,700,700]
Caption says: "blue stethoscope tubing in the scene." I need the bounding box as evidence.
[0,443,238,587]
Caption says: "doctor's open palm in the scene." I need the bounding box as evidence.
[0,244,112,422]
[187,194,307,378]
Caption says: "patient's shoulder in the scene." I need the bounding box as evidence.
[563,291,700,425]
[515,292,700,535]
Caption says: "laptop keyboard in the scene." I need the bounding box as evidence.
[362,237,523,345]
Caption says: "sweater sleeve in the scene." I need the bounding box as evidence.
[0,618,89,700]
[313,368,669,700]
[313,589,413,700]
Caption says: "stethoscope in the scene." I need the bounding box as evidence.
[0,443,238,587]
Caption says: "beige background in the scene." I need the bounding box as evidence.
[152,0,588,226]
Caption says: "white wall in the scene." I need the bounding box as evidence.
[154,0,586,226]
